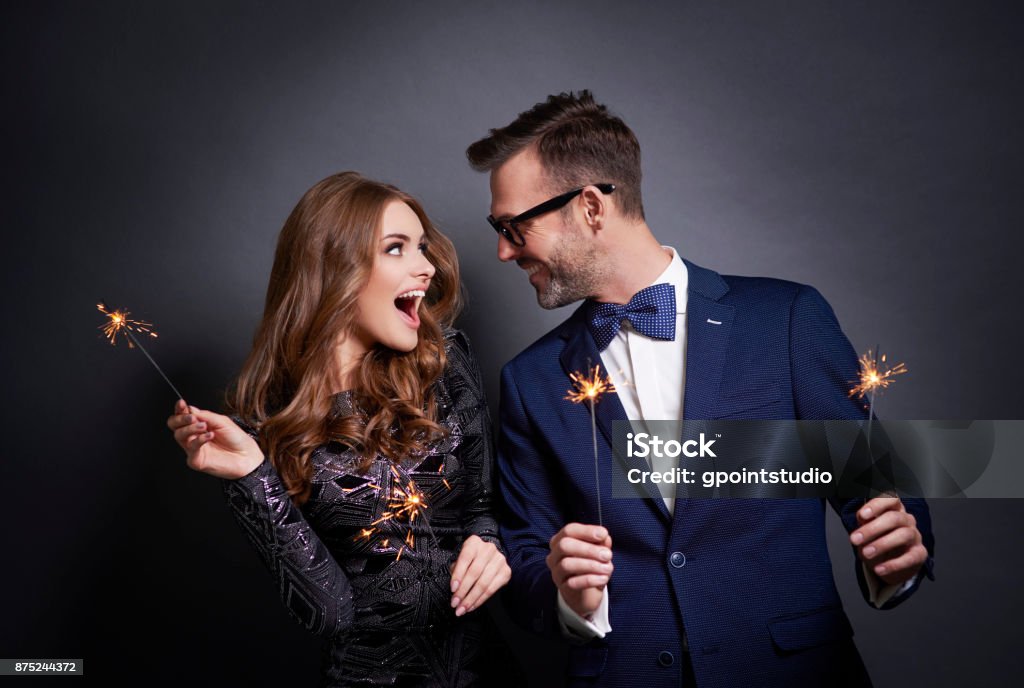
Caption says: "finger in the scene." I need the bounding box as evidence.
[565,573,610,590]
[857,496,903,525]
[551,536,613,564]
[858,525,919,562]
[552,556,614,584]
[173,421,208,446]
[450,540,480,594]
[550,523,608,548]
[464,558,511,612]
[873,544,928,582]
[459,557,504,613]
[167,413,196,430]
[453,552,489,610]
[184,432,214,467]
[851,510,906,547]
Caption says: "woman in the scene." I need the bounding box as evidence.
[166,172,513,686]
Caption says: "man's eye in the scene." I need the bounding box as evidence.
[386,243,403,256]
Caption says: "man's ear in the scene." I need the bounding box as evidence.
[579,185,607,229]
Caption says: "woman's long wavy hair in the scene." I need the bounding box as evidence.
[229,172,462,505]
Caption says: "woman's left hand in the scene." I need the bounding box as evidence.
[449,535,511,617]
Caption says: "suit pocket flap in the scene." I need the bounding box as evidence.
[567,646,608,677]
[767,607,853,652]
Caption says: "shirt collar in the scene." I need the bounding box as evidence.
[650,246,688,314]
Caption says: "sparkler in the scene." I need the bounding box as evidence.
[565,361,617,526]
[849,347,907,455]
[353,464,443,561]
[96,301,185,403]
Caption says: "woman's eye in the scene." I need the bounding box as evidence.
[385,243,403,256]
[418,243,428,254]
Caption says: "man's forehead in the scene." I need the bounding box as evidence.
[489,148,547,217]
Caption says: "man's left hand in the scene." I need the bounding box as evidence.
[850,496,928,586]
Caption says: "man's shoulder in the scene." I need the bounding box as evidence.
[685,258,829,308]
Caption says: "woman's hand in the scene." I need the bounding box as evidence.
[166,400,265,480]
[449,534,511,617]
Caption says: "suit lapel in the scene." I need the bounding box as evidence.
[560,310,672,523]
[682,260,735,422]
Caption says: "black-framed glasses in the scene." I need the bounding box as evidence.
[487,183,616,247]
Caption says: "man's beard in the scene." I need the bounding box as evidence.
[535,224,604,310]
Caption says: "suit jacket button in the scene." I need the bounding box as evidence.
[670,551,686,568]
[658,650,675,667]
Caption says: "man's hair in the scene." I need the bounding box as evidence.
[466,90,644,220]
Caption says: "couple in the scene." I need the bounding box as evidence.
[167,92,934,687]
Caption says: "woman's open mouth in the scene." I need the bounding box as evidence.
[394,290,424,328]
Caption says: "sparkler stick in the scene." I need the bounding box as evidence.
[848,346,907,452]
[565,361,617,527]
[96,301,186,403]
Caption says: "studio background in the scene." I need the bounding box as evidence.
[3,1,1022,685]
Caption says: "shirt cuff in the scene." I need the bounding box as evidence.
[863,561,916,608]
[556,589,611,640]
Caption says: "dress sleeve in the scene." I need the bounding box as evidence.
[443,330,503,552]
[221,421,355,637]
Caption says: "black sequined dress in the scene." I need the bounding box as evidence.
[222,331,508,687]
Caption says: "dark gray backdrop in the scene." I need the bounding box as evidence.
[3,1,1022,685]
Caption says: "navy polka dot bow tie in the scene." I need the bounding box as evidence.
[586,282,677,351]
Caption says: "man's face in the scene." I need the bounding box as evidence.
[489,148,600,309]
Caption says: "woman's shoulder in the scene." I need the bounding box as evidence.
[438,327,485,404]
[441,326,472,355]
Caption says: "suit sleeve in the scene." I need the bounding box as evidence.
[788,284,936,609]
[496,361,562,635]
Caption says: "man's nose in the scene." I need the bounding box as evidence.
[497,236,518,262]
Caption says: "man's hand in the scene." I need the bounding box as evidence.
[546,523,613,619]
[851,496,928,585]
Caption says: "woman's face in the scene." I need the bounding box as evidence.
[351,200,436,355]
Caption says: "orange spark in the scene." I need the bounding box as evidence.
[96,301,158,348]
[565,364,616,404]
[849,350,908,399]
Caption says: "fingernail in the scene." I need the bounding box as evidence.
[451,580,459,593]
[601,563,612,572]
[861,507,872,519]
[451,597,460,608]
[185,415,193,423]
[599,549,611,561]
[455,606,465,617]
[863,546,876,557]
[197,422,206,430]
[875,564,887,575]
[595,528,607,539]
[851,533,863,544]
[204,432,213,439]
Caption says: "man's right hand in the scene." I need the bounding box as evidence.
[546,523,613,618]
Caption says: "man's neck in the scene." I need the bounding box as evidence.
[590,224,673,304]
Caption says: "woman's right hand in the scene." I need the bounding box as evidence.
[167,400,265,480]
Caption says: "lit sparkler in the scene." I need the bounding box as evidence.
[849,347,907,457]
[353,464,442,561]
[565,362,617,526]
[96,301,185,403]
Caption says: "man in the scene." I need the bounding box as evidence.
[465,91,934,687]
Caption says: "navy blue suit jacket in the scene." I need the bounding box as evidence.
[496,260,935,688]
